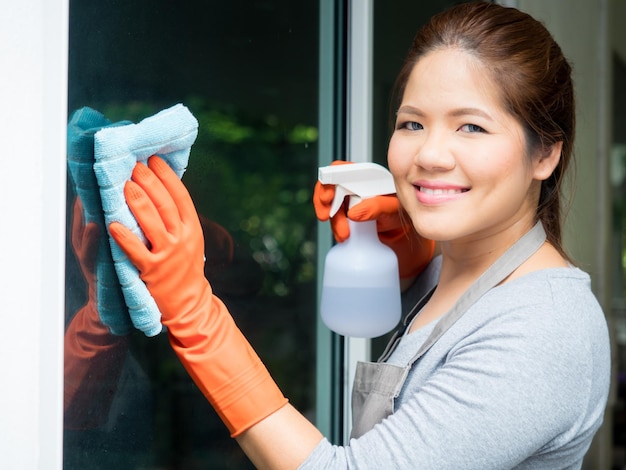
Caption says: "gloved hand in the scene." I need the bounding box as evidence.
[65,198,129,429]
[313,161,434,279]
[109,156,288,437]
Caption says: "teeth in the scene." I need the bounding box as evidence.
[420,187,463,195]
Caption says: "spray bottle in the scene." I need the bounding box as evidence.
[319,162,402,338]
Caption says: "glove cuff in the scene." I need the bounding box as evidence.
[167,294,288,437]
[218,361,289,437]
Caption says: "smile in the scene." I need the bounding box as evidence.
[418,187,467,195]
[414,184,469,205]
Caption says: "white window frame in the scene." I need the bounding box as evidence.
[0,1,68,468]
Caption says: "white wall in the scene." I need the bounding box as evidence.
[0,1,68,468]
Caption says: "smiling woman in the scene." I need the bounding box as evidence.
[306,5,608,468]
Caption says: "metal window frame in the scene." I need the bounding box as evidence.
[342,0,374,444]
[316,0,375,444]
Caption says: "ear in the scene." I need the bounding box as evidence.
[532,141,562,181]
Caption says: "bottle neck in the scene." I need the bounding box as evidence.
[347,219,379,244]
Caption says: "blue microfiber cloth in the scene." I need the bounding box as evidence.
[67,107,135,336]
[93,103,199,337]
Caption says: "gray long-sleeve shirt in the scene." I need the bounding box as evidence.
[301,266,611,469]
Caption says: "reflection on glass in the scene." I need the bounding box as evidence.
[65,1,319,468]
[612,53,626,467]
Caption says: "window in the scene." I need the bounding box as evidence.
[611,50,626,469]
[65,1,321,468]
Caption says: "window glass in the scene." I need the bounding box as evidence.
[64,1,319,468]
[612,52,626,468]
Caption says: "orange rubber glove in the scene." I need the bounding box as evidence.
[108,156,288,437]
[314,161,435,279]
[65,198,130,429]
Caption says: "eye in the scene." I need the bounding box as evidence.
[399,121,423,131]
[459,123,486,133]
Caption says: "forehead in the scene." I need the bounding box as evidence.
[402,48,505,112]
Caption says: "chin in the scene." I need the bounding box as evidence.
[411,220,452,243]
[401,202,458,239]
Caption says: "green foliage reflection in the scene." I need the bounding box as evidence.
[102,98,319,298]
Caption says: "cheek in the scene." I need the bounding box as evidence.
[468,142,526,183]
[393,176,414,211]
[492,152,533,184]
[387,135,409,176]
[387,139,414,209]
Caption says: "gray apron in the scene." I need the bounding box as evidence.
[350,222,547,439]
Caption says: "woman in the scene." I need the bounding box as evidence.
[109,2,611,468]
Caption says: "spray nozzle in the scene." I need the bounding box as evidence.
[318,161,402,337]
[318,162,396,217]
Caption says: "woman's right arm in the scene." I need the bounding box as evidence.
[236,405,324,469]
[109,156,435,468]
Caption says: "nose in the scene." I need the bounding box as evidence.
[414,128,455,171]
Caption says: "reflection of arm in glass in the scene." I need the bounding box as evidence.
[64,198,130,430]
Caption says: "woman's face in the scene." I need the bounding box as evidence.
[388,48,549,244]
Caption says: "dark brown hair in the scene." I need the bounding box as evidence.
[391,1,575,258]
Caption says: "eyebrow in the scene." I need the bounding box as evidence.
[396,105,494,121]
[449,107,494,121]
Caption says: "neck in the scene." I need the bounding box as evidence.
[437,217,537,286]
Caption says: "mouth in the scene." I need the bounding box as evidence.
[413,183,469,205]
[417,186,468,195]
